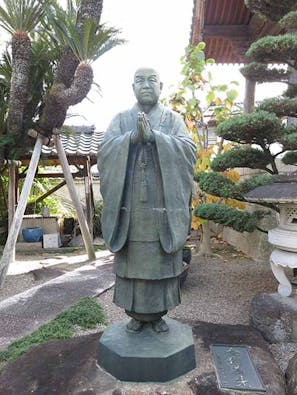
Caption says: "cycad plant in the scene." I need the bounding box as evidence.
[0,0,44,153]
[0,0,124,152]
[0,0,124,286]
[38,1,125,134]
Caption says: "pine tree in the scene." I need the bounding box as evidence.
[195,0,297,233]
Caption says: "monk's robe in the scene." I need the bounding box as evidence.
[98,102,196,315]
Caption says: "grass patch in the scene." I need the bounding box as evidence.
[0,297,106,370]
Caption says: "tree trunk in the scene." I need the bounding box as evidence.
[0,136,43,288]
[199,221,212,256]
[243,78,256,113]
[7,32,31,138]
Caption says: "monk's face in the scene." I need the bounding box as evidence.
[133,68,163,107]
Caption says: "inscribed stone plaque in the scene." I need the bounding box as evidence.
[211,345,266,392]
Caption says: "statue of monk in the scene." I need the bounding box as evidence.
[98,67,196,333]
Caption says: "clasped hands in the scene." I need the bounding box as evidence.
[131,112,154,144]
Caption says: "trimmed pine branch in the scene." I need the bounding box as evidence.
[246,34,297,67]
[258,97,297,117]
[194,203,259,233]
[240,62,289,83]
[211,147,270,172]
[216,110,282,146]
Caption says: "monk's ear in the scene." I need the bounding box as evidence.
[160,82,163,91]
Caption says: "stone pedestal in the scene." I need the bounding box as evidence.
[97,317,196,382]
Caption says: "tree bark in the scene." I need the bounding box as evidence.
[7,33,31,138]
[243,78,256,113]
[199,221,212,256]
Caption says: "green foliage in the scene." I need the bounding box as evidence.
[0,0,44,34]
[194,171,242,199]
[246,34,297,65]
[279,11,297,30]
[194,203,259,232]
[165,43,240,150]
[23,175,67,216]
[93,200,103,237]
[282,151,297,165]
[245,0,296,22]
[0,297,106,368]
[211,147,270,172]
[46,3,125,63]
[237,174,273,195]
[280,125,297,150]
[216,110,282,146]
[240,63,289,83]
[258,97,297,117]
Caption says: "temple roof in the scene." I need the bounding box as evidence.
[42,125,103,157]
[190,0,283,64]
[22,125,104,166]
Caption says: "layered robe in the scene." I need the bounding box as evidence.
[98,103,196,314]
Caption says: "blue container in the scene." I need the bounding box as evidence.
[22,227,43,242]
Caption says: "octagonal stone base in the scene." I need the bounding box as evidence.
[97,317,196,382]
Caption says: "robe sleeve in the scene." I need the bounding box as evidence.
[154,112,197,253]
[97,114,132,251]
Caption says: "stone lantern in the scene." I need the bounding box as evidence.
[245,173,297,297]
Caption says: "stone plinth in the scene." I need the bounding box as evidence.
[97,317,196,382]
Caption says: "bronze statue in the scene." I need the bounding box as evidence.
[98,67,196,333]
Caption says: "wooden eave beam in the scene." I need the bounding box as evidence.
[203,24,250,39]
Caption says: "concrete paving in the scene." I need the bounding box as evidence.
[0,255,115,349]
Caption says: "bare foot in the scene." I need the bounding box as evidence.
[151,318,169,333]
[126,318,144,333]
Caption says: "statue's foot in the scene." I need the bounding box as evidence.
[151,318,169,333]
[126,318,144,333]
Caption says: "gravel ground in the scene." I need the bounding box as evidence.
[1,242,297,373]
[97,241,297,372]
[97,242,277,325]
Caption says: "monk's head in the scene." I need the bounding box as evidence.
[133,67,163,109]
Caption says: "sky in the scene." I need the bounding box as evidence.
[0,0,285,131]
[0,0,286,132]
[65,0,286,131]
[69,0,195,130]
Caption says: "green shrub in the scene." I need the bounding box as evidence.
[238,174,273,194]
[240,62,289,83]
[279,11,297,29]
[211,147,270,172]
[216,111,282,145]
[282,151,297,165]
[194,203,259,232]
[258,97,297,117]
[194,171,242,199]
[93,200,103,237]
[245,0,296,21]
[246,34,297,63]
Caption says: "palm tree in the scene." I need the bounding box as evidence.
[0,0,44,143]
[0,0,125,287]
[38,1,125,134]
